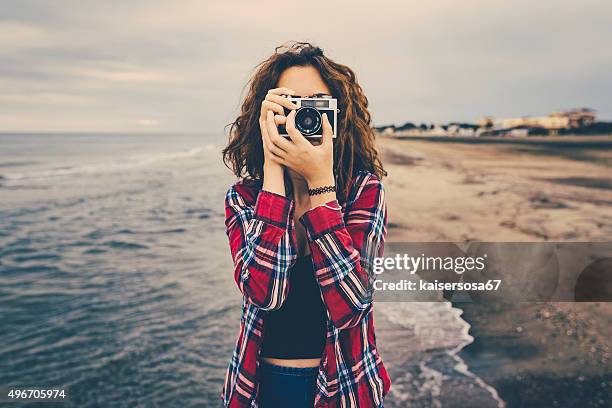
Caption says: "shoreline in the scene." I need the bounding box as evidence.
[377,135,611,407]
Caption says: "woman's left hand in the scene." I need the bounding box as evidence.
[264,109,335,187]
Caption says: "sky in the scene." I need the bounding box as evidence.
[1,0,611,133]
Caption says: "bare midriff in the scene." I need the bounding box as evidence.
[261,357,321,367]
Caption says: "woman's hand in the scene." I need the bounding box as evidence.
[259,87,298,123]
[259,87,298,166]
[264,109,335,188]
[259,87,297,195]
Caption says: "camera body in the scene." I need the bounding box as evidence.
[278,96,337,138]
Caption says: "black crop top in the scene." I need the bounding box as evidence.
[260,254,327,359]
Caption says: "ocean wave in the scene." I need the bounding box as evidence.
[0,160,40,168]
[376,302,505,407]
[0,145,209,182]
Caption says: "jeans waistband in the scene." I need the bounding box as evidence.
[259,360,319,377]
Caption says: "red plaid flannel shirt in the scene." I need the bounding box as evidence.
[221,170,391,407]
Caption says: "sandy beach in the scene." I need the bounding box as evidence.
[375,135,612,407]
[379,135,612,242]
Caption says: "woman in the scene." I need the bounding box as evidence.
[221,41,391,408]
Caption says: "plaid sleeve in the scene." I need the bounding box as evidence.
[225,185,297,310]
[299,173,387,329]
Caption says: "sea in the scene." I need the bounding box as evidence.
[0,133,503,407]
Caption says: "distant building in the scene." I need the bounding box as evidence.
[480,108,597,131]
[447,124,476,137]
[564,108,597,128]
[373,108,603,138]
[499,115,569,130]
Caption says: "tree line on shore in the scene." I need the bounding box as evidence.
[374,121,612,136]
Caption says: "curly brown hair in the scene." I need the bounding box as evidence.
[222,41,386,202]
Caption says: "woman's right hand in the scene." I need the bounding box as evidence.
[259,87,298,194]
[259,87,298,163]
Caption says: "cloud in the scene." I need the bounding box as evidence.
[0,21,52,51]
[136,118,160,126]
[0,0,610,132]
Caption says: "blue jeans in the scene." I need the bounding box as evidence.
[256,360,318,408]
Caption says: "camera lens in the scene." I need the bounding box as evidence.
[295,107,322,136]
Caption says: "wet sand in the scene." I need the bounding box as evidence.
[376,135,612,407]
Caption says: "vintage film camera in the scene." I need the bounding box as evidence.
[277,95,338,138]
